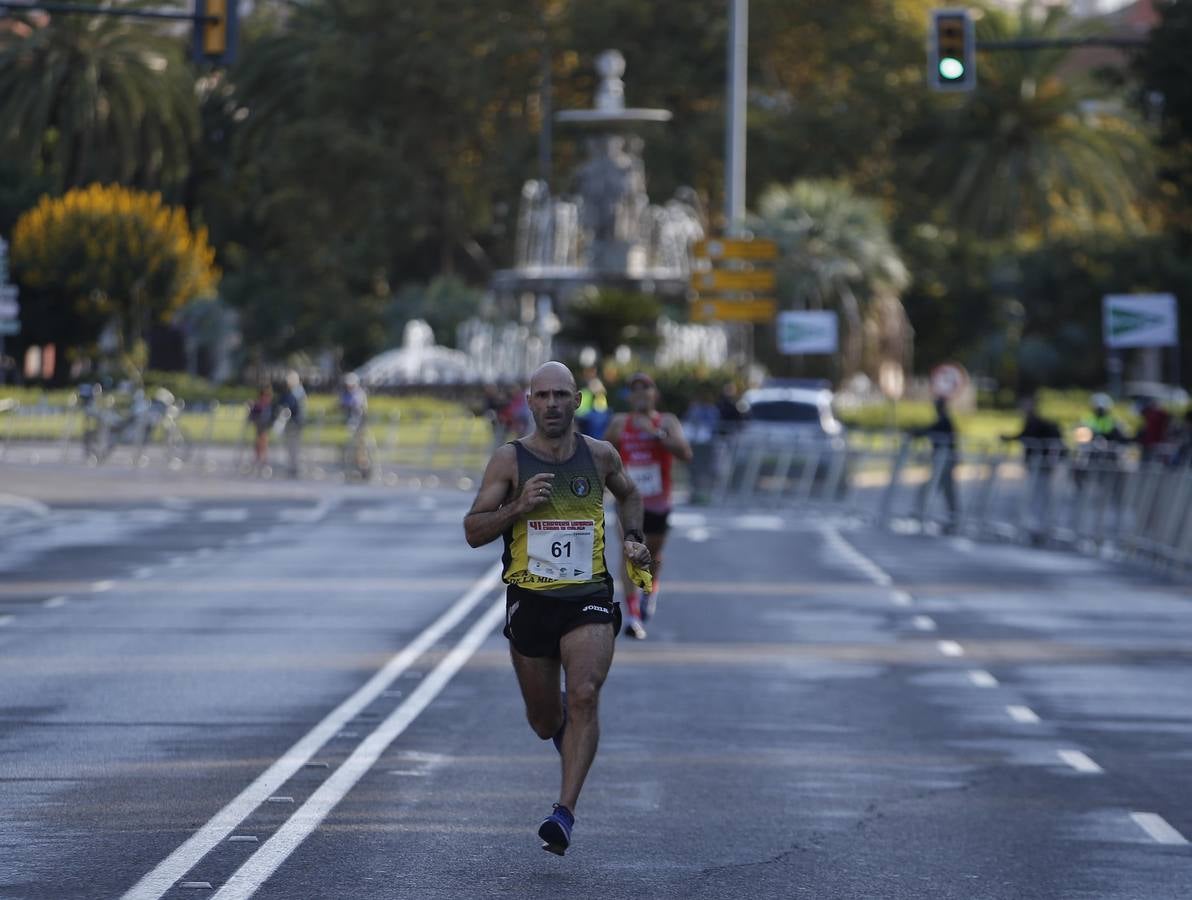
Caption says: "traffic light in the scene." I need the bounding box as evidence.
[929,8,976,92]
[193,0,238,66]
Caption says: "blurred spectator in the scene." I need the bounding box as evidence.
[1134,397,1171,462]
[911,396,959,526]
[339,372,368,429]
[715,382,744,436]
[684,389,720,504]
[277,370,307,478]
[576,374,611,438]
[1173,409,1192,467]
[1001,394,1063,464]
[499,381,533,440]
[247,385,274,470]
[481,382,506,447]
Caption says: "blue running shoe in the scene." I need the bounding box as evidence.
[538,804,574,856]
[551,691,567,755]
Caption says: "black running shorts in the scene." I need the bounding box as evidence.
[642,508,670,536]
[503,585,622,659]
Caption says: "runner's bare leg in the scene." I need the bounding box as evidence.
[510,648,564,740]
[557,622,615,810]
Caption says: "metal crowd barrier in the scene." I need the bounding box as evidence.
[0,394,494,489]
[707,431,1192,577]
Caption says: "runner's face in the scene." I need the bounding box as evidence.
[529,375,579,438]
[629,382,655,413]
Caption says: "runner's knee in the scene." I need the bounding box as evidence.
[526,706,563,740]
[566,678,601,715]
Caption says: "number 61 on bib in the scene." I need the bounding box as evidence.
[527,519,595,581]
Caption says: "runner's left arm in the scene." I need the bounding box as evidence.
[595,440,650,566]
[658,413,693,463]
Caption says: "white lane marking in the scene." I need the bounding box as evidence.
[0,493,51,517]
[669,511,707,528]
[44,596,68,608]
[937,640,965,657]
[1006,705,1040,724]
[119,561,503,900]
[818,526,893,586]
[353,508,409,524]
[1057,750,1103,774]
[911,615,937,632]
[1129,812,1188,846]
[890,590,912,606]
[133,568,154,580]
[278,499,337,524]
[686,527,711,543]
[967,670,998,688]
[167,556,187,568]
[949,537,975,552]
[92,580,114,593]
[211,596,506,900]
[160,497,193,510]
[200,508,249,523]
[733,514,785,531]
[0,614,13,627]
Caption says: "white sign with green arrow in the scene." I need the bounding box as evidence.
[1102,294,1178,349]
[777,311,838,355]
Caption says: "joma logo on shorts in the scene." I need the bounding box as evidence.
[581,605,609,614]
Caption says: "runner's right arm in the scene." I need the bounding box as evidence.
[463,445,552,547]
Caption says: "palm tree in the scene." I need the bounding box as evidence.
[0,4,198,194]
[753,179,911,378]
[904,3,1154,239]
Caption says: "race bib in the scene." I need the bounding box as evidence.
[527,519,595,581]
[627,463,663,497]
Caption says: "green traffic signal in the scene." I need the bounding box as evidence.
[938,57,965,80]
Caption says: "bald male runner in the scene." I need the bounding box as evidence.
[464,361,651,856]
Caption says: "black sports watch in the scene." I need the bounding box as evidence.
[624,529,645,544]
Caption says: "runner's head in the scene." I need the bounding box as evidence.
[628,372,656,414]
[528,361,580,439]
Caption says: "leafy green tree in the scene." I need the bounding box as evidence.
[0,7,198,196]
[198,0,547,361]
[753,179,910,378]
[10,184,219,361]
[899,4,1155,239]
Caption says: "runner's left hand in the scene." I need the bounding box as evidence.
[623,540,651,567]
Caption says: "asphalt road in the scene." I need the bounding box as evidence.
[0,463,1189,900]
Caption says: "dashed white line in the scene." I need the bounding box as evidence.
[1129,812,1188,846]
[119,561,503,900]
[911,615,937,632]
[1006,705,1040,724]
[686,527,711,543]
[890,590,913,606]
[937,640,965,657]
[967,670,999,688]
[280,499,337,524]
[819,526,893,586]
[44,596,68,608]
[1057,750,1103,774]
[200,508,249,523]
[92,580,114,593]
[133,568,154,580]
[0,614,13,627]
[732,513,786,531]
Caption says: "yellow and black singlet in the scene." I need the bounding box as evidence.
[502,437,612,600]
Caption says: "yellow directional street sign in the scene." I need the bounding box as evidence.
[693,238,779,261]
[690,298,776,323]
[691,268,777,293]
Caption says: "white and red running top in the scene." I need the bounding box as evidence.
[617,412,673,514]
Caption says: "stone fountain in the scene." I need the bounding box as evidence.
[492,50,705,301]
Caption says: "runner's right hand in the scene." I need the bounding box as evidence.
[518,472,555,513]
